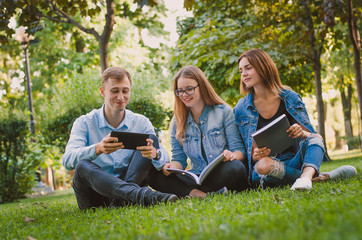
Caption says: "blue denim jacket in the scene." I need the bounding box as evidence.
[62,105,169,176]
[171,104,246,175]
[233,89,328,181]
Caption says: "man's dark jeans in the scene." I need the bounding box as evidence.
[72,150,169,209]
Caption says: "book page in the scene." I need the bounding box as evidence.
[164,168,200,184]
[198,154,225,184]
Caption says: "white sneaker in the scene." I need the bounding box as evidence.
[290,177,312,190]
[321,165,357,180]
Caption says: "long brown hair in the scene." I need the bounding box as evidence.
[173,65,225,143]
[238,49,286,94]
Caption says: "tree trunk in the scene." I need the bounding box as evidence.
[99,37,109,73]
[347,0,362,136]
[45,166,54,191]
[305,4,326,143]
[334,129,343,150]
[99,0,116,72]
[339,77,354,139]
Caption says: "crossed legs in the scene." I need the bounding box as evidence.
[252,134,325,189]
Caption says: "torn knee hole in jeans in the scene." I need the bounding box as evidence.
[268,161,285,179]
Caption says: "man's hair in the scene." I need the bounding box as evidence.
[101,67,132,86]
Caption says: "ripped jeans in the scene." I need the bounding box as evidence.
[252,134,325,188]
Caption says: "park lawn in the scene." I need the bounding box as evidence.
[0,152,361,240]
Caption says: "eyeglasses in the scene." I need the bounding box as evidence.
[175,85,199,97]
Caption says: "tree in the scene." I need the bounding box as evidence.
[173,1,315,105]
[346,0,362,136]
[0,0,163,72]
[323,21,356,149]
[179,0,346,147]
[300,0,329,142]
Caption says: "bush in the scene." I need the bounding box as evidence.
[0,118,40,203]
[346,136,361,150]
[128,98,173,133]
[41,105,95,151]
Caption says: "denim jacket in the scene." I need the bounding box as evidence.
[171,104,246,175]
[233,89,328,181]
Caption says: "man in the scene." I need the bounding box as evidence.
[62,67,177,209]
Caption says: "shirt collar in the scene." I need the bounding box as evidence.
[98,104,110,129]
[119,109,131,130]
[98,104,130,130]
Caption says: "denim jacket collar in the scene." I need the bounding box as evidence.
[187,104,212,125]
[245,94,254,109]
[279,88,292,99]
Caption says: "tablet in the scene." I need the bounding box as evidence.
[110,131,150,150]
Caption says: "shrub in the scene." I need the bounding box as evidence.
[346,136,361,150]
[41,105,95,151]
[0,118,40,203]
[128,98,173,133]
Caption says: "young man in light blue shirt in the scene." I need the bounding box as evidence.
[62,67,177,209]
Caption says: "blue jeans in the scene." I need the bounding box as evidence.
[252,134,325,188]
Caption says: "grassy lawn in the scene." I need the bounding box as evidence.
[1,152,361,240]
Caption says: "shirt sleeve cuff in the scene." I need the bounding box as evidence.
[151,148,169,170]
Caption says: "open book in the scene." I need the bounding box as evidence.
[165,154,225,185]
[251,114,296,156]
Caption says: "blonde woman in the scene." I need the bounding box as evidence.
[161,66,249,198]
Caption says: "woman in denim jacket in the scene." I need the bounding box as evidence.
[161,65,249,198]
[233,49,330,190]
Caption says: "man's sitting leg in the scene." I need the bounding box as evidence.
[73,160,177,210]
[123,150,153,186]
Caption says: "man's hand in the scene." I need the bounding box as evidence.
[95,134,124,155]
[162,162,182,176]
[136,139,157,159]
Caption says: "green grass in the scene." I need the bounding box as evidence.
[1,154,361,240]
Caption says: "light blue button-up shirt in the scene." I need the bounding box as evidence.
[62,105,169,176]
[170,104,246,175]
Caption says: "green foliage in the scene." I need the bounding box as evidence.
[345,136,361,150]
[0,155,361,239]
[0,118,40,203]
[128,99,172,133]
[38,69,102,151]
[41,105,95,151]
[172,0,316,104]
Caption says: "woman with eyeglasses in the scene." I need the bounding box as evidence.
[160,65,249,198]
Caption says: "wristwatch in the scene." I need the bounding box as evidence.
[154,149,162,160]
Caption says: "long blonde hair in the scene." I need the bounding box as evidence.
[173,66,226,143]
[238,49,286,94]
